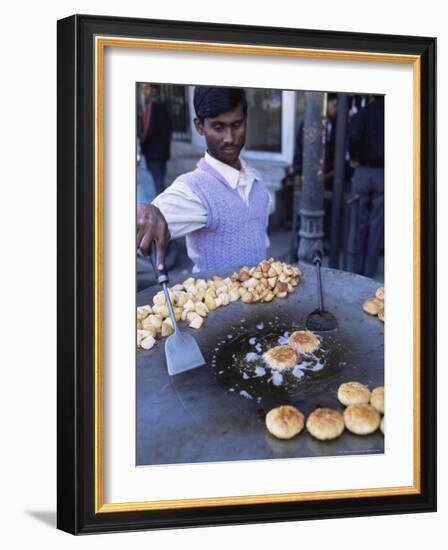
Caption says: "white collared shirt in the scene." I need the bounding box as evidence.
[152,151,273,243]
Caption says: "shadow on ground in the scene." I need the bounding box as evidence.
[25,510,56,528]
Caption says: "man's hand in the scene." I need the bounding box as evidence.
[136,204,170,271]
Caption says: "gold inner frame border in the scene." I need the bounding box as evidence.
[94,35,421,514]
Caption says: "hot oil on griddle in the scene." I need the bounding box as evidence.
[211,316,347,404]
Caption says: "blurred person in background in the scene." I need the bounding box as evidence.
[136,140,157,205]
[139,83,172,195]
[348,95,385,278]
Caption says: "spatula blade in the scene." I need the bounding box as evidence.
[306,309,338,332]
[164,330,206,376]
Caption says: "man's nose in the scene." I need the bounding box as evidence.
[222,128,234,143]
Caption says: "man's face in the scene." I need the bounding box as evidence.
[194,103,246,168]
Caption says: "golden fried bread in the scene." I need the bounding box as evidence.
[263,345,298,370]
[306,408,345,441]
[370,386,384,414]
[343,403,380,435]
[288,330,320,354]
[265,405,305,439]
[337,382,371,406]
[363,297,382,315]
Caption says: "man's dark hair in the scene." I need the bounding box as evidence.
[193,86,248,122]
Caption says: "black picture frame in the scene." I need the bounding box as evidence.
[57,14,436,535]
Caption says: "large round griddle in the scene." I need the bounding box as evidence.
[136,265,384,466]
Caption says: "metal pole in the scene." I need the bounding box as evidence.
[298,92,326,263]
[329,93,349,268]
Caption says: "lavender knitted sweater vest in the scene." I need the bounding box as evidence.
[180,158,269,272]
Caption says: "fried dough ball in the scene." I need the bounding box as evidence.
[265,405,305,439]
[161,321,174,337]
[337,382,371,406]
[137,259,303,348]
[288,330,320,354]
[262,345,298,370]
[306,408,345,441]
[343,403,381,435]
[380,416,385,434]
[140,335,156,350]
[370,386,385,414]
[363,297,383,315]
[137,305,152,321]
[378,308,384,322]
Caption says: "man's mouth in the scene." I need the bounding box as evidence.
[222,146,238,153]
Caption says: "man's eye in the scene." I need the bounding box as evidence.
[232,122,242,129]
[213,125,223,131]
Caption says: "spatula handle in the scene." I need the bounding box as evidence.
[147,245,179,333]
[161,282,180,333]
[312,249,323,265]
[312,250,324,312]
[148,245,169,285]
[136,245,169,285]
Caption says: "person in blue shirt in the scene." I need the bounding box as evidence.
[348,95,385,278]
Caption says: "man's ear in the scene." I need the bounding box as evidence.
[193,117,205,136]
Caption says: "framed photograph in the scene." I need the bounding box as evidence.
[57,14,436,534]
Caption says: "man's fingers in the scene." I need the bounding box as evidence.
[139,231,154,255]
[136,226,145,247]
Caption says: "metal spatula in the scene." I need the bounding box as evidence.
[143,247,206,376]
[306,250,338,332]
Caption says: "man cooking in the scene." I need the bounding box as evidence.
[136,86,273,273]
